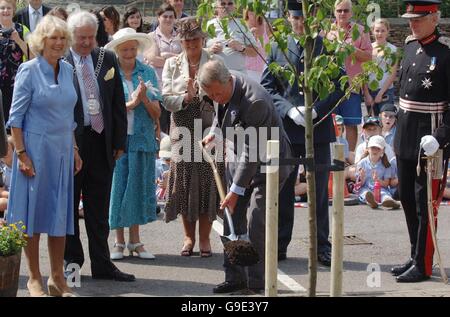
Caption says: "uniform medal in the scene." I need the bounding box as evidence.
[87,94,100,115]
[429,57,436,71]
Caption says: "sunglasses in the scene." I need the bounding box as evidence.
[336,9,350,13]
[220,2,234,6]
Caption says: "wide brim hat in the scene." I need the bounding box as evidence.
[105,27,153,53]
[175,17,208,40]
[402,0,441,18]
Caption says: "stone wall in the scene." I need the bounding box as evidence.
[388,18,450,49]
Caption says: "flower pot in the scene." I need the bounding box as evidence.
[0,251,22,297]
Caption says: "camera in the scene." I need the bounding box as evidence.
[0,28,14,39]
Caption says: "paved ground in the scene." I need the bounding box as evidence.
[15,203,450,297]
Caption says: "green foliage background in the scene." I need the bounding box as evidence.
[192,0,449,18]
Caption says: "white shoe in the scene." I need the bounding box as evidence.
[127,242,155,260]
[381,198,400,209]
[110,242,125,260]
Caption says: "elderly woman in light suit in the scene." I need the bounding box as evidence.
[162,17,221,257]
[105,28,161,261]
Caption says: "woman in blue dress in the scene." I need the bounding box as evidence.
[105,28,161,260]
[6,16,81,297]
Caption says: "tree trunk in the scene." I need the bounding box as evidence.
[302,0,318,298]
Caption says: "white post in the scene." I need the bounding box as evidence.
[265,140,279,297]
[330,144,344,296]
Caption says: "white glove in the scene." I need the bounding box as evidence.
[288,107,305,126]
[287,106,318,127]
[420,135,440,156]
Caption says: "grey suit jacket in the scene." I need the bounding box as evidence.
[219,72,292,189]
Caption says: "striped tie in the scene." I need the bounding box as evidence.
[81,56,104,133]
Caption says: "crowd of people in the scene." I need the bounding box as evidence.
[0,0,449,295]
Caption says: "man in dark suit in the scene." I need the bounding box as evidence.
[63,11,134,282]
[261,1,345,266]
[14,0,51,32]
[200,59,293,294]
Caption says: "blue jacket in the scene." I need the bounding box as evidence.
[120,60,162,153]
[261,36,344,145]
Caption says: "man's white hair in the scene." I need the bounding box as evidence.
[198,59,231,87]
[67,10,98,34]
[334,0,352,9]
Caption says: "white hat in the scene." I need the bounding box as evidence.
[105,28,153,53]
[159,136,171,159]
[367,135,386,150]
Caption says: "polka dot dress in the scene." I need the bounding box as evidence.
[164,97,222,223]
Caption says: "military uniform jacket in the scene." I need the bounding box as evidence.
[394,30,450,160]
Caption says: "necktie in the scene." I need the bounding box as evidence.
[33,10,41,29]
[80,56,104,133]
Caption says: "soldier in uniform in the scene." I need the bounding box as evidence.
[393,0,450,283]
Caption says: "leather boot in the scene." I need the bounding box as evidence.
[390,258,413,276]
[396,265,430,283]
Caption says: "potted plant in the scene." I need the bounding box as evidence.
[0,221,27,297]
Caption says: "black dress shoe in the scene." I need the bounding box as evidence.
[249,287,264,295]
[391,258,413,276]
[213,281,246,294]
[278,253,287,261]
[396,265,430,283]
[317,251,331,267]
[92,268,136,282]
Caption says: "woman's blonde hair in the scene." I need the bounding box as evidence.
[28,15,72,56]
[372,18,390,31]
[1,0,16,14]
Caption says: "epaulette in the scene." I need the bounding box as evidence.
[438,36,450,49]
[405,35,417,44]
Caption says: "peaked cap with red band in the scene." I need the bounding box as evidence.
[402,0,441,18]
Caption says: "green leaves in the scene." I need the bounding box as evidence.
[197,0,389,112]
[351,25,361,42]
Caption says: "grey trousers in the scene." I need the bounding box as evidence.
[223,181,266,289]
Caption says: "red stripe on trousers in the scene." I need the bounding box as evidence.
[424,179,441,276]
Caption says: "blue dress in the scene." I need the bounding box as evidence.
[6,57,77,237]
[109,60,161,229]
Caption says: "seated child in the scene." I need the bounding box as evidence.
[0,135,14,215]
[356,135,400,209]
[388,156,399,200]
[155,136,171,204]
[355,116,395,163]
[331,114,353,164]
[444,161,450,200]
[379,103,397,148]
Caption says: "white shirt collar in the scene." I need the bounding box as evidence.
[28,5,43,15]
[70,48,93,66]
